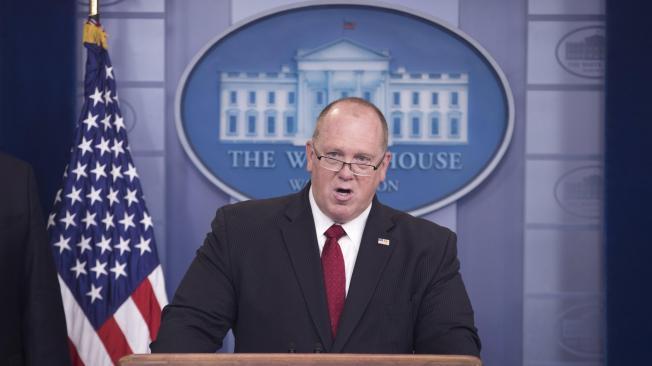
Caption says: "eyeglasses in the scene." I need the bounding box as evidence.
[312,146,385,177]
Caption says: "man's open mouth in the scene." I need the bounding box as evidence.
[334,188,353,201]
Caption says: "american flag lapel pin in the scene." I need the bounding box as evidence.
[377,238,390,246]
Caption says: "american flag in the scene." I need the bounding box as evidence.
[47,19,167,365]
[342,20,356,30]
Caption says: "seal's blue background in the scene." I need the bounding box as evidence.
[180,6,508,211]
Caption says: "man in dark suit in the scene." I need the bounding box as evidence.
[0,152,70,365]
[151,97,480,355]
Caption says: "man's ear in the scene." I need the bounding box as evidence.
[378,151,391,181]
[305,140,314,173]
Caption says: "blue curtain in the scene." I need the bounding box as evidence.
[0,0,76,214]
[605,0,652,363]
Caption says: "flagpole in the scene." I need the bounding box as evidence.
[49,0,168,362]
[89,0,99,20]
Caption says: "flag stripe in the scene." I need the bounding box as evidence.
[59,276,113,366]
[148,265,168,308]
[97,317,133,365]
[113,296,151,353]
[132,278,162,342]
[68,338,85,366]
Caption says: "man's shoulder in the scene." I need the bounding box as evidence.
[0,151,30,177]
[377,201,454,239]
[0,152,33,204]
[217,191,302,220]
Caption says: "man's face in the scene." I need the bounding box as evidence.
[306,102,391,223]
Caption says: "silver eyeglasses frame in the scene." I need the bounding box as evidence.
[311,146,386,177]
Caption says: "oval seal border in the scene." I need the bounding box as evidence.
[175,0,515,216]
[555,25,606,80]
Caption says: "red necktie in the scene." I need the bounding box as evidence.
[322,224,346,337]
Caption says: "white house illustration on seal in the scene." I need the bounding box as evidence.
[219,38,468,146]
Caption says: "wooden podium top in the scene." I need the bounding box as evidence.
[119,353,481,366]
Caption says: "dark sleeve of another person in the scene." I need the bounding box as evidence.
[21,163,71,365]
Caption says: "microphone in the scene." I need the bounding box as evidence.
[313,342,323,353]
[288,342,296,353]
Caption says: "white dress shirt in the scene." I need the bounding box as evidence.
[309,186,372,296]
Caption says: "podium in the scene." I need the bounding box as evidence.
[119,354,481,366]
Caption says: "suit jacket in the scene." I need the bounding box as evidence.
[151,184,480,356]
[0,152,70,365]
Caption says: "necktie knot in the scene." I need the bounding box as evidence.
[325,224,345,240]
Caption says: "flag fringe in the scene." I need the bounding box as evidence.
[83,20,108,50]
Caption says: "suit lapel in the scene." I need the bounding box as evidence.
[331,199,396,352]
[279,187,333,351]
